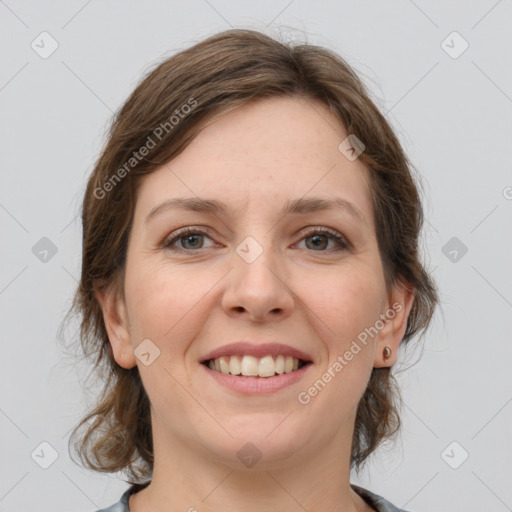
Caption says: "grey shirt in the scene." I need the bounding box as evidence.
[95,482,410,511]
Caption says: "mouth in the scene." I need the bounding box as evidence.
[200,356,313,395]
[201,354,312,378]
[199,342,314,394]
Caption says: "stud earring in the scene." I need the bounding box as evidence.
[383,346,392,360]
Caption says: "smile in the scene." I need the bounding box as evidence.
[201,357,313,395]
[203,354,310,378]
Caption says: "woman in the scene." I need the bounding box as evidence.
[68,28,438,512]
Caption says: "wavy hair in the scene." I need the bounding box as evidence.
[63,28,438,483]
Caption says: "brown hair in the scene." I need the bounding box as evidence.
[64,28,438,483]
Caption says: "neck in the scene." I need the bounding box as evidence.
[129,417,370,512]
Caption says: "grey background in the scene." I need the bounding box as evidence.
[1,1,511,511]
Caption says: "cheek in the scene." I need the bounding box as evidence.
[124,260,203,345]
[312,264,384,337]
[309,268,384,403]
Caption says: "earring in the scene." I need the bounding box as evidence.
[383,346,392,360]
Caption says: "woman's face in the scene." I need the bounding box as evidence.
[101,96,412,469]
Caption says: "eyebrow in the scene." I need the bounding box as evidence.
[145,196,366,224]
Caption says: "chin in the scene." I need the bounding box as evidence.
[197,416,309,468]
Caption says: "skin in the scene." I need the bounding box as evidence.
[96,96,414,512]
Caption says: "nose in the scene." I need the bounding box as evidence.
[221,237,294,323]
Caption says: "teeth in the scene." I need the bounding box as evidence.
[240,355,259,376]
[207,354,304,377]
[229,355,241,375]
[219,356,230,374]
[258,355,275,377]
[275,355,284,374]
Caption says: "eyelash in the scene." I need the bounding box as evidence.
[161,226,350,253]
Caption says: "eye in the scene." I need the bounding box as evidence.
[161,226,350,253]
[296,227,349,252]
[161,227,216,251]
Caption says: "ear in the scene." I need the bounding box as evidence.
[373,281,415,368]
[94,281,137,369]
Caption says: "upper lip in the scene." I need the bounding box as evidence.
[200,342,313,363]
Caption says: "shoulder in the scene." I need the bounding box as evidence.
[351,483,412,512]
[93,488,130,512]
[93,482,149,512]
[95,481,408,512]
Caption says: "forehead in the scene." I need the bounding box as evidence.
[134,96,373,224]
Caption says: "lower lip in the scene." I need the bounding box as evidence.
[200,362,312,395]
